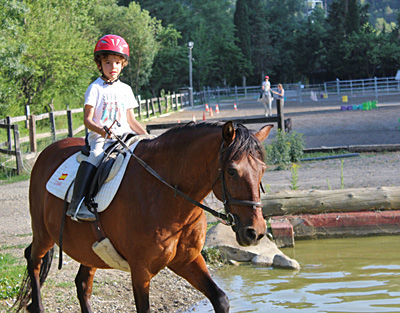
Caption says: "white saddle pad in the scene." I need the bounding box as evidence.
[46,140,141,212]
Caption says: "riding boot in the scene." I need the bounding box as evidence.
[66,161,97,222]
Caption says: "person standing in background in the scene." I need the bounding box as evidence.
[261,76,273,116]
[272,83,285,107]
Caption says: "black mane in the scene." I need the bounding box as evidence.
[221,123,265,166]
[155,121,265,164]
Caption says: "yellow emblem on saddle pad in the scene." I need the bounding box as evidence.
[58,173,68,181]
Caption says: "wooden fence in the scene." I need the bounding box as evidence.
[0,92,187,173]
[0,118,22,174]
[147,99,285,134]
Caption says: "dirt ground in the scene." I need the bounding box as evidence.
[1,95,399,312]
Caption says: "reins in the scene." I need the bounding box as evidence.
[104,126,237,226]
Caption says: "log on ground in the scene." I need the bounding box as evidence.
[262,187,400,216]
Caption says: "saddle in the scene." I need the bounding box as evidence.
[80,133,137,206]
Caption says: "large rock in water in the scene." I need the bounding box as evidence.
[205,223,300,270]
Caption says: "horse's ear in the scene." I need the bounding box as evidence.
[255,124,273,142]
[222,121,236,145]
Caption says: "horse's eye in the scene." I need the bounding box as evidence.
[227,168,236,177]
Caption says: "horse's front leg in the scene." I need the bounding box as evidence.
[75,264,97,313]
[130,269,152,313]
[169,254,229,313]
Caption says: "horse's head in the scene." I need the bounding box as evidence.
[213,122,273,247]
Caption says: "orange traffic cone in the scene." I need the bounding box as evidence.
[205,104,209,112]
[192,114,196,122]
[203,112,206,121]
[215,105,220,114]
[178,120,181,123]
[209,107,214,117]
[234,103,237,110]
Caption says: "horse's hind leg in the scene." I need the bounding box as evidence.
[24,241,54,313]
[75,264,97,313]
[169,255,229,313]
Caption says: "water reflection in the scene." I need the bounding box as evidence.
[187,236,400,313]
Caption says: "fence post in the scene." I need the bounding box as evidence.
[13,124,23,175]
[336,78,340,99]
[67,108,73,137]
[174,94,178,111]
[235,85,238,105]
[137,95,142,118]
[150,98,156,116]
[25,105,30,129]
[49,111,56,142]
[276,99,285,132]
[28,115,37,153]
[362,80,365,95]
[374,77,378,99]
[157,97,162,115]
[298,82,303,103]
[145,99,150,118]
[6,116,11,151]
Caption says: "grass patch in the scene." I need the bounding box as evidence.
[0,253,25,300]
[0,243,28,251]
[201,246,224,266]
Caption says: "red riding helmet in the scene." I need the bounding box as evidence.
[94,34,130,59]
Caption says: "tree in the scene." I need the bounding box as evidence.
[0,0,95,116]
[0,0,29,116]
[325,0,369,79]
[264,0,305,83]
[147,26,187,96]
[234,0,253,84]
[247,0,272,85]
[293,7,328,83]
[90,0,163,96]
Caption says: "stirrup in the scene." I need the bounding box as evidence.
[71,197,96,222]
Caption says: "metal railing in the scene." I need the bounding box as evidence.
[186,76,400,106]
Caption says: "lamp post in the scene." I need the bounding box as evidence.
[188,41,194,107]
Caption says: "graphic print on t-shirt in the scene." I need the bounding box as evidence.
[100,93,125,125]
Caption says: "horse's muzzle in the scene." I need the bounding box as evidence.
[235,226,265,247]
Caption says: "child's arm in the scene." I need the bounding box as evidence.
[84,105,108,138]
[127,108,148,135]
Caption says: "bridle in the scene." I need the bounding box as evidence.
[105,126,264,227]
[218,142,264,227]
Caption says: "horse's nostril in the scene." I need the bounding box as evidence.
[245,228,257,241]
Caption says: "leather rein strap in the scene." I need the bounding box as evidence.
[105,127,262,227]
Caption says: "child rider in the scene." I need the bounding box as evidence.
[66,34,148,222]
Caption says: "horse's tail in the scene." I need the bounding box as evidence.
[10,244,54,312]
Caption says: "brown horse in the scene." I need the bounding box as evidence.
[13,121,272,313]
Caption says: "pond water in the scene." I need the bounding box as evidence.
[187,236,400,313]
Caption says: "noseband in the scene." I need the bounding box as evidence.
[218,142,264,227]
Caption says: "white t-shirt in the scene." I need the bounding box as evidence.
[85,77,138,136]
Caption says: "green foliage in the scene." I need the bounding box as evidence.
[90,0,163,96]
[201,246,224,266]
[266,130,305,170]
[1,0,400,113]
[234,0,252,77]
[289,163,300,190]
[0,253,25,300]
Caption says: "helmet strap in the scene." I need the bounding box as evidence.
[101,73,120,85]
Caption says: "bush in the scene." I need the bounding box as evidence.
[266,130,305,170]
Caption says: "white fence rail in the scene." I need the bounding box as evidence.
[193,76,400,106]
